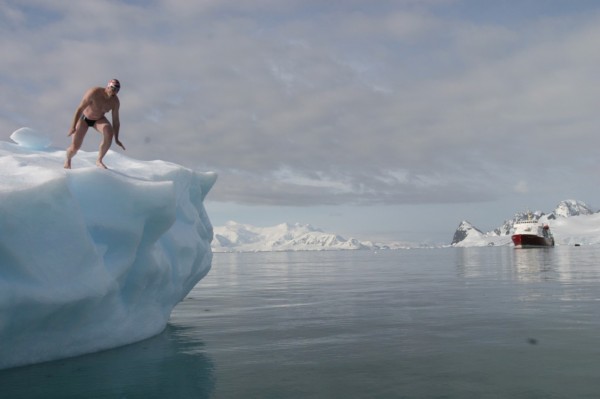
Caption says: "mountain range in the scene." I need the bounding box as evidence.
[212,221,419,252]
[211,199,599,252]
[451,199,598,247]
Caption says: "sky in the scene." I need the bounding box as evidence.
[2,0,600,244]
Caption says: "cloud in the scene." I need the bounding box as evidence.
[2,1,600,207]
[514,180,529,194]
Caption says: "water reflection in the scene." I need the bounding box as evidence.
[0,324,215,399]
[513,248,558,282]
[454,246,514,278]
[455,246,600,284]
[455,246,560,282]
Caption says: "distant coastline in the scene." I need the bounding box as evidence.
[212,200,599,252]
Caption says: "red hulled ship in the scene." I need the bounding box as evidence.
[511,215,554,248]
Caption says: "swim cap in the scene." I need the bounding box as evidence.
[108,79,121,89]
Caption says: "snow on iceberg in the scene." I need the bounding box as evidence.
[0,128,216,370]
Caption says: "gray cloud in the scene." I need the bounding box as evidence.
[2,1,600,207]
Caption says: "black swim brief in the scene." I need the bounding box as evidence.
[81,114,97,127]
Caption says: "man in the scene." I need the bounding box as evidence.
[64,79,125,169]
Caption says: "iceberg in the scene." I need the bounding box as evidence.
[0,128,216,370]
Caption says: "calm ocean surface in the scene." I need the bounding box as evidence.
[3,247,600,398]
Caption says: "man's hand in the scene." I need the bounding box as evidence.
[116,139,126,150]
[67,128,76,136]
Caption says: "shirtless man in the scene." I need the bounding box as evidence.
[64,79,125,169]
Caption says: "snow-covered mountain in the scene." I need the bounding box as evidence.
[549,199,594,219]
[212,200,600,252]
[494,210,545,236]
[451,221,483,246]
[452,199,599,247]
[212,221,416,252]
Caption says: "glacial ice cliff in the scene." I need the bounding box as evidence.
[0,128,216,369]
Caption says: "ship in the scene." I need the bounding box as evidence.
[511,215,555,248]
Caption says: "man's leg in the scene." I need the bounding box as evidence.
[95,119,114,169]
[64,122,88,169]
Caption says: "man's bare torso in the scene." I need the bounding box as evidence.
[83,87,119,120]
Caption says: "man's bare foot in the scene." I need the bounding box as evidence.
[96,160,108,169]
[64,159,71,169]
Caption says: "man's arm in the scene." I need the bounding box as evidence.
[112,98,125,150]
[68,89,93,136]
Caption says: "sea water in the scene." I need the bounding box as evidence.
[2,246,600,398]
